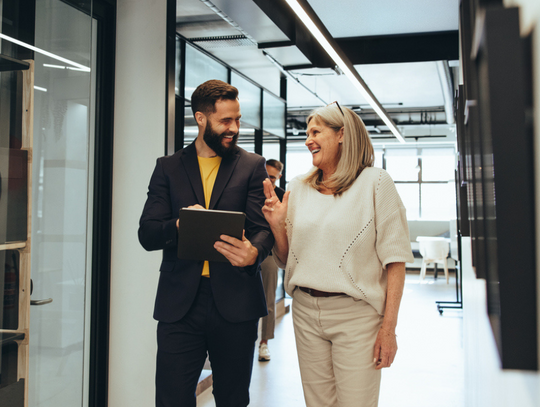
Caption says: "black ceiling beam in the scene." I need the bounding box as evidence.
[252,0,295,39]
[336,31,459,65]
[282,63,316,70]
[252,0,334,68]
[258,40,295,49]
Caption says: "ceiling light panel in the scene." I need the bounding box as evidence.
[307,0,459,38]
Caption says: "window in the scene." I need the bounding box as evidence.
[421,183,456,219]
[396,183,420,220]
[421,148,455,181]
[385,149,419,181]
[282,143,456,221]
[285,141,314,186]
[262,136,280,161]
[374,149,384,168]
[389,147,456,220]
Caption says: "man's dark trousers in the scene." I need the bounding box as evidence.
[156,277,258,407]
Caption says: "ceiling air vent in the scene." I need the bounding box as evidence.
[189,35,255,48]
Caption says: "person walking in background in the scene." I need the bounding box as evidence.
[139,79,273,407]
[258,159,285,362]
[262,102,413,407]
[264,159,285,202]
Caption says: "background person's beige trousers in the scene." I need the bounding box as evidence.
[292,289,383,407]
[260,255,278,340]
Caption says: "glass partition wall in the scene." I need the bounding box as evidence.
[184,43,228,101]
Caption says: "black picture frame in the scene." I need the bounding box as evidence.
[459,0,488,280]
[454,85,470,239]
[467,6,537,370]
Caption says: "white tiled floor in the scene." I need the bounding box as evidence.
[197,272,464,406]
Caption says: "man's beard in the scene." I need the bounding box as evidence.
[203,122,239,158]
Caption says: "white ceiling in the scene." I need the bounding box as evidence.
[176,0,460,144]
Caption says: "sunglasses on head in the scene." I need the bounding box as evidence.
[327,101,344,116]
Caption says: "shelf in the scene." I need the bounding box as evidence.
[0,54,30,72]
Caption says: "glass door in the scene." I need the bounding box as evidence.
[28,1,96,406]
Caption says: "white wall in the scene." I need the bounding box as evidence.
[463,1,540,406]
[109,1,167,405]
[463,240,540,407]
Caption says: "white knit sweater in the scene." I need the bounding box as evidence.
[277,167,414,315]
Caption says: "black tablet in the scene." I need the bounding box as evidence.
[177,208,246,263]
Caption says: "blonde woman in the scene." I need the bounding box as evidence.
[262,102,413,407]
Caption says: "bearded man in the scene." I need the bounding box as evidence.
[139,79,274,407]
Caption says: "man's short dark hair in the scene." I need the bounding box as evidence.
[191,80,239,116]
[266,159,283,173]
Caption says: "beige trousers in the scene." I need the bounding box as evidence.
[292,288,383,407]
[260,255,278,340]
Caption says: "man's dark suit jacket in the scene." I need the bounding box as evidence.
[138,142,274,324]
[274,186,285,202]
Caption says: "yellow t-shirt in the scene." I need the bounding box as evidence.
[198,155,222,277]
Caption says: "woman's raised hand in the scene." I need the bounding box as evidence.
[262,178,289,229]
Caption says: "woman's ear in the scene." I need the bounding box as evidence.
[338,126,344,144]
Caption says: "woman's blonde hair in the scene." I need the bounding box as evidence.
[304,104,374,195]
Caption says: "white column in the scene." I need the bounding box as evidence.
[109,1,167,405]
